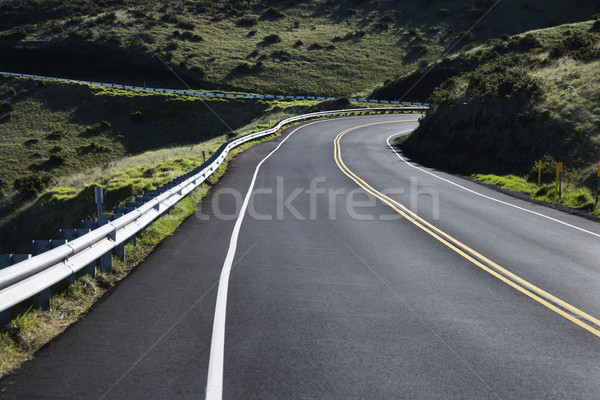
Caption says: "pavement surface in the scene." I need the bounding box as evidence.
[2,114,600,399]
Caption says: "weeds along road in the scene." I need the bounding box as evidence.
[2,114,600,399]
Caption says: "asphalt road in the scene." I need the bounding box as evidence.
[2,114,600,399]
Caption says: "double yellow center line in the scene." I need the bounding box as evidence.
[334,121,600,338]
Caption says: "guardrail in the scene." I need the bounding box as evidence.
[0,71,429,107]
[0,106,427,324]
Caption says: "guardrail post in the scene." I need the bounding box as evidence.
[59,228,95,278]
[112,213,127,261]
[0,254,30,270]
[81,219,114,271]
[98,216,114,271]
[31,239,67,309]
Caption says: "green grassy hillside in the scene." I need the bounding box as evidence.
[399,19,600,211]
[0,0,597,97]
[0,74,326,252]
[0,74,271,199]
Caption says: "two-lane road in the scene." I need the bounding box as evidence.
[2,114,600,399]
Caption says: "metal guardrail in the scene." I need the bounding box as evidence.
[0,71,430,107]
[0,106,427,322]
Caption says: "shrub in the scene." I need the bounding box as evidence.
[508,34,542,51]
[97,120,111,129]
[238,16,258,27]
[414,44,428,53]
[466,60,547,102]
[47,130,66,140]
[161,11,180,24]
[458,31,474,41]
[178,20,195,30]
[0,178,7,199]
[271,50,291,61]
[381,13,395,23]
[0,101,14,113]
[437,8,451,17]
[0,114,11,123]
[262,33,281,44]
[13,173,54,200]
[231,62,252,75]
[97,12,117,24]
[526,155,558,184]
[294,40,303,47]
[345,8,359,16]
[3,27,28,41]
[130,111,144,122]
[48,21,65,34]
[551,32,600,61]
[189,66,206,76]
[262,7,286,20]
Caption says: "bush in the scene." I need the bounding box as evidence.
[381,13,395,23]
[458,31,474,41]
[262,34,281,44]
[180,31,203,42]
[97,12,117,24]
[263,7,286,19]
[345,8,359,16]
[0,178,7,199]
[508,34,542,51]
[271,50,291,61]
[178,20,195,30]
[97,120,111,129]
[437,8,451,17]
[161,11,180,24]
[130,111,144,122]
[0,101,14,113]
[550,32,600,61]
[189,66,206,76]
[13,173,54,200]
[47,129,66,140]
[238,16,258,27]
[526,155,558,183]
[414,44,428,53]
[466,60,547,102]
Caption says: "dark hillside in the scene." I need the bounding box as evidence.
[400,21,600,194]
[1,0,598,96]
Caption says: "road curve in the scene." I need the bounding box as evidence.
[2,114,600,399]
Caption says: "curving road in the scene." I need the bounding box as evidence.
[2,115,600,399]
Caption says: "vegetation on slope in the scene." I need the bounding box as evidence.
[370,2,600,100]
[398,19,600,211]
[0,74,338,253]
[0,0,597,97]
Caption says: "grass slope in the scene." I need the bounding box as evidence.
[0,74,334,253]
[397,19,600,215]
[1,0,597,97]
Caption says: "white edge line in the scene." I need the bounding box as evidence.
[386,131,600,239]
[205,120,321,400]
